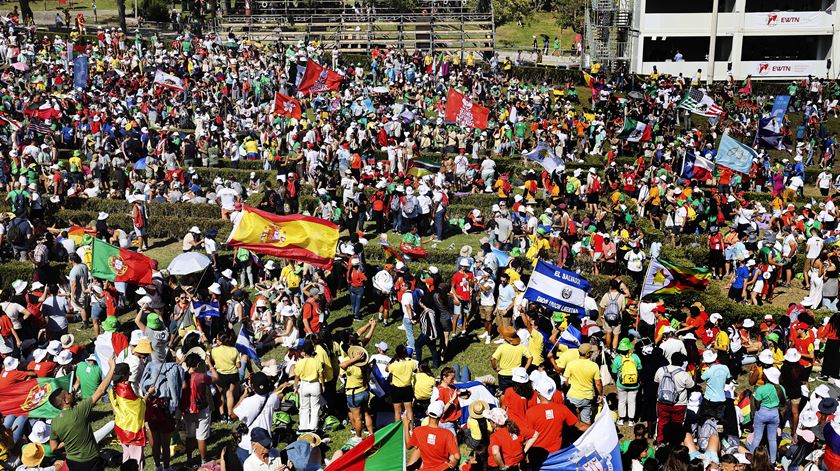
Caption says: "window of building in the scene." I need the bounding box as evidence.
[642,37,710,62]
[744,0,832,12]
[741,35,831,60]
[645,0,713,13]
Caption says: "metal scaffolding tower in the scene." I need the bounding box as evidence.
[585,0,633,71]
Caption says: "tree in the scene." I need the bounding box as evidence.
[554,0,586,33]
[492,0,533,25]
[117,0,128,33]
[18,0,33,25]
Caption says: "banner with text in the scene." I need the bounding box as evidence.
[524,261,590,317]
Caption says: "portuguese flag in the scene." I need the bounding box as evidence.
[324,421,404,471]
[641,257,711,299]
[90,238,154,285]
[0,376,71,418]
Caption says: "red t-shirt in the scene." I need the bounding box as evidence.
[183,371,211,414]
[27,361,57,378]
[451,271,474,302]
[489,427,527,468]
[435,386,462,424]
[525,402,578,453]
[0,369,30,389]
[408,425,459,471]
[0,314,12,337]
[302,299,321,334]
[502,388,537,426]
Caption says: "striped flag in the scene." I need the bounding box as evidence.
[617,118,651,142]
[0,113,21,130]
[28,121,54,135]
[678,88,724,117]
[641,258,711,298]
[192,301,220,318]
[324,421,404,471]
[109,382,146,446]
[235,327,260,362]
[407,159,440,177]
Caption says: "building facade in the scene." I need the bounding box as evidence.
[630,0,838,81]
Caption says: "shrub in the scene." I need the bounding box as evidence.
[139,0,169,22]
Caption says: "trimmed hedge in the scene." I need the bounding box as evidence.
[0,262,68,289]
[55,210,232,240]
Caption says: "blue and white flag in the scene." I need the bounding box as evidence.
[716,134,757,174]
[523,143,565,174]
[770,95,791,123]
[453,381,498,425]
[541,400,622,471]
[369,363,390,398]
[192,301,220,318]
[756,117,787,150]
[524,261,590,316]
[491,247,511,268]
[235,327,260,362]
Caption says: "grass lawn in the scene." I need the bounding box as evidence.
[495,12,575,52]
[0,0,121,13]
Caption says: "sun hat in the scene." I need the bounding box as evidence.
[469,399,489,418]
[459,245,473,257]
[784,348,802,363]
[766,333,780,344]
[799,410,819,428]
[299,432,322,447]
[617,338,633,352]
[763,367,781,385]
[30,281,44,291]
[97,211,109,220]
[281,305,297,317]
[46,340,62,356]
[702,350,718,364]
[513,280,526,291]
[146,313,163,330]
[487,408,508,426]
[427,400,445,419]
[709,313,722,324]
[56,350,73,366]
[102,316,119,332]
[21,443,45,467]
[511,367,528,384]
[758,349,774,366]
[60,334,75,349]
[347,345,369,364]
[743,318,755,328]
[815,384,831,398]
[819,397,839,415]
[11,280,27,295]
[375,341,388,352]
[221,268,233,279]
[32,349,48,363]
[134,338,153,355]
[28,421,50,444]
[189,226,201,234]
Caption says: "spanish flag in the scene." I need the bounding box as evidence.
[109,382,146,446]
[227,206,339,269]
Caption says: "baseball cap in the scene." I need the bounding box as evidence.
[250,427,272,448]
[427,400,445,419]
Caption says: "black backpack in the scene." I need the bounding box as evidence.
[7,219,27,247]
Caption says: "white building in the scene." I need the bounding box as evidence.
[630,0,838,81]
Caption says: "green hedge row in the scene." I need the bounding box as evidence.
[0,262,68,289]
[55,210,232,241]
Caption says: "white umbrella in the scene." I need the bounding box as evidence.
[167,252,212,275]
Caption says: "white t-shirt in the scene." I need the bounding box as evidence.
[806,236,824,259]
[479,279,496,306]
[400,291,414,319]
[234,393,281,450]
[1,301,27,330]
[204,237,218,255]
[818,171,833,189]
[243,449,285,471]
[217,188,239,211]
[624,250,646,272]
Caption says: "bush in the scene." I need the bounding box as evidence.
[0,262,68,289]
[55,210,232,240]
[139,0,169,22]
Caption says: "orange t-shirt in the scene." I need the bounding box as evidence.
[409,425,459,471]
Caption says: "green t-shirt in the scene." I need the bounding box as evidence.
[754,383,784,409]
[74,362,102,398]
[49,398,99,462]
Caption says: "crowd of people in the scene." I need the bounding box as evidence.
[2,9,840,471]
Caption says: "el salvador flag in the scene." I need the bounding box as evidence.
[524,261,591,316]
[235,328,260,362]
[192,301,220,319]
[541,400,623,470]
[491,248,511,268]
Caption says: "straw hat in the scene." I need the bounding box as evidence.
[500,326,520,345]
[299,432,322,447]
[347,345,369,363]
[469,399,489,418]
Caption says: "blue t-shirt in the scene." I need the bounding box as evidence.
[701,363,731,403]
[732,265,750,289]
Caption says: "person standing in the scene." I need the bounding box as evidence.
[750,367,785,462]
[49,358,116,471]
[182,352,218,466]
[109,362,148,470]
[490,326,532,392]
[653,352,695,442]
[562,343,602,424]
[231,372,283,463]
[406,401,460,471]
[611,338,642,425]
[130,196,148,252]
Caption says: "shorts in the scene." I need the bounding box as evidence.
[601,319,621,335]
[453,300,471,316]
[346,389,370,409]
[479,305,494,322]
[390,385,414,403]
[134,226,147,237]
[439,314,453,332]
[91,302,106,321]
[218,373,239,389]
[184,408,211,440]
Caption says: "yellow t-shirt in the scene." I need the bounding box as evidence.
[211,345,239,375]
[714,330,730,352]
[413,372,436,401]
[555,348,580,371]
[344,364,366,391]
[492,343,532,376]
[771,347,784,367]
[505,268,521,285]
[563,358,601,400]
[315,345,335,382]
[295,357,323,382]
[529,329,545,366]
[387,360,416,387]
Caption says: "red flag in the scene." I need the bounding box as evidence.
[273,93,302,119]
[297,61,343,95]
[444,88,489,130]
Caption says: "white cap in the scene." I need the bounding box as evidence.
[428,266,439,274]
[534,377,557,399]
[221,269,233,279]
[138,296,152,306]
[208,282,222,295]
[763,367,781,385]
[46,340,62,356]
[375,341,388,351]
[427,400,445,418]
[511,367,528,384]
[702,350,718,363]
[189,226,201,234]
[709,313,722,324]
[3,356,19,370]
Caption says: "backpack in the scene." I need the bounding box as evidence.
[7,219,26,246]
[657,366,679,406]
[403,196,419,218]
[619,354,638,386]
[12,191,28,216]
[603,293,621,326]
[589,177,602,194]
